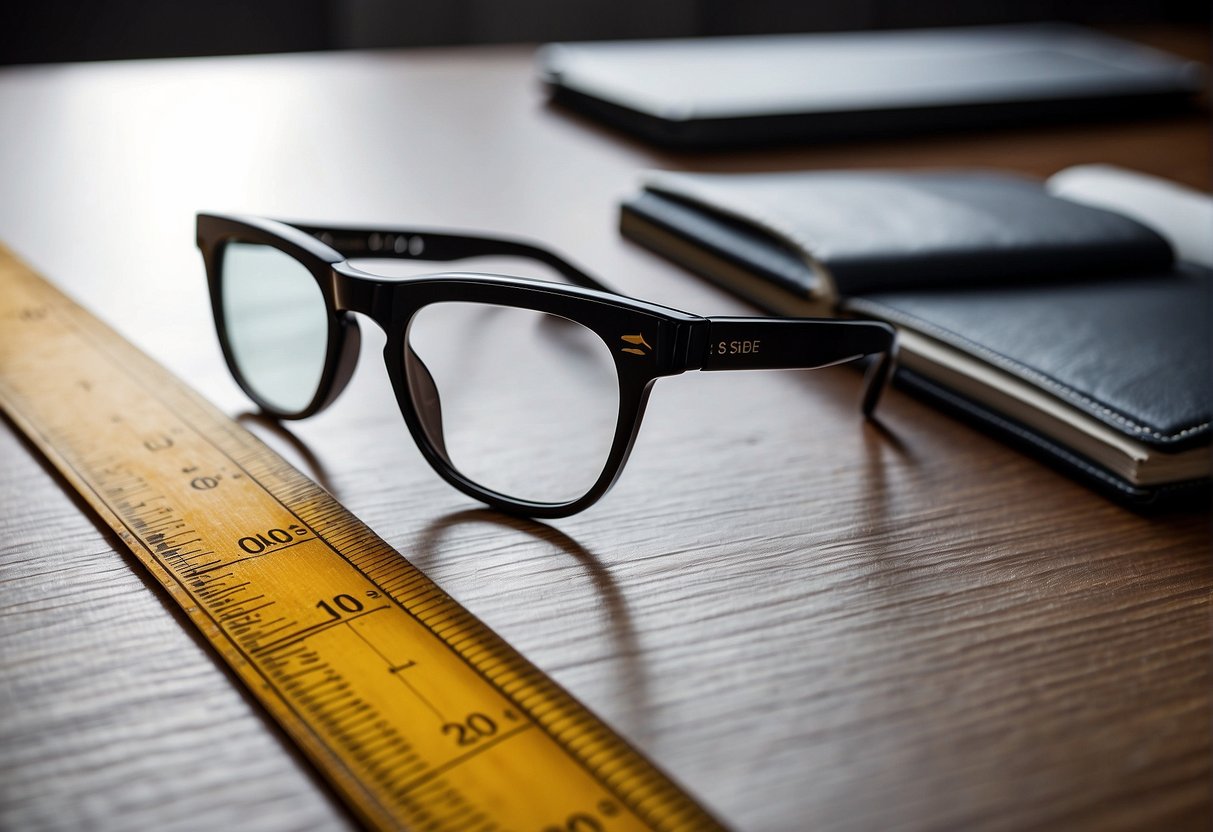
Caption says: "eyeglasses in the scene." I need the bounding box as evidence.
[196,213,897,518]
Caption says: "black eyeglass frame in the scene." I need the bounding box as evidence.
[197,212,897,518]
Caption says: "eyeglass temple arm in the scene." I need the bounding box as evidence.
[287,222,615,293]
[698,317,898,417]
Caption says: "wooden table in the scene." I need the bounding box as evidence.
[1,29,1209,832]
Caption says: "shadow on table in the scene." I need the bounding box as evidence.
[236,411,653,724]
[236,411,336,493]
[413,508,652,733]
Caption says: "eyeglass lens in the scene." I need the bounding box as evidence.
[221,242,329,414]
[406,302,620,504]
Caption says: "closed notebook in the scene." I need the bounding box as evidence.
[539,24,1206,147]
[620,164,1212,503]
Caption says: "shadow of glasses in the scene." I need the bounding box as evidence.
[236,411,335,493]
[862,416,914,531]
[413,509,651,733]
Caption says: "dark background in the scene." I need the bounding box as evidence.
[1,0,1209,65]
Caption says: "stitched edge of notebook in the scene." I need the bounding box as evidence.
[895,368,1142,496]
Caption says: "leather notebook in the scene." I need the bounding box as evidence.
[539,24,1206,148]
[620,165,1212,503]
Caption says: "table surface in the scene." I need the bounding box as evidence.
[1,27,1209,832]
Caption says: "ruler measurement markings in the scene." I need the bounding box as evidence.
[348,623,450,723]
[57,296,506,679]
[1,250,723,831]
[2,300,434,828]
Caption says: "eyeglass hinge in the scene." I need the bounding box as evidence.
[329,268,382,317]
[665,319,707,374]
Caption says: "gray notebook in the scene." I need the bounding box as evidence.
[540,23,1207,147]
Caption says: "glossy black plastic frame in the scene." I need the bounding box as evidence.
[197,213,897,517]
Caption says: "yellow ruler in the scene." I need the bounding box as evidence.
[0,244,723,832]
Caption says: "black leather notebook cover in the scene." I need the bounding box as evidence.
[540,24,1206,148]
[621,170,1212,503]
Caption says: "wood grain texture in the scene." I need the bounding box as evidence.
[1,27,1209,832]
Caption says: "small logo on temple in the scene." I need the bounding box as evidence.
[620,333,651,355]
